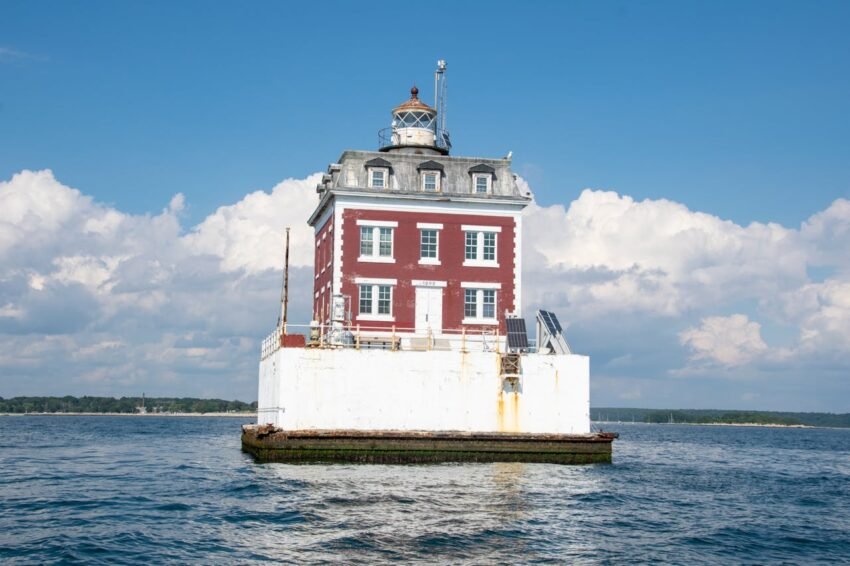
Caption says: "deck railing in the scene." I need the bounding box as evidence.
[260,323,534,359]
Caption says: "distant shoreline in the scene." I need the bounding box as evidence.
[594,421,814,428]
[0,412,257,418]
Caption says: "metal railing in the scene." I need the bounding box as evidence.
[377,127,451,152]
[261,323,507,359]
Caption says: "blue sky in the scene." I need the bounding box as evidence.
[4,1,848,226]
[2,1,850,409]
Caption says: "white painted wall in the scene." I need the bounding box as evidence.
[257,349,590,434]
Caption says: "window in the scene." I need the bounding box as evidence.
[417,222,443,265]
[378,227,392,256]
[464,289,477,318]
[465,231,477,261]
[482,289,496,318]
[483,232,496,261]
[357,220,397,263]
[377,285,391,315]
[461,284,500,323]
[422,172,440,192]
[424,173,437,191]
[359,226,373,256]
[462,225,501,267]
[355,277,397,321]
[358,285,373,315]
[473,174,491,194]
[420,229,437,259]
[368,168,388,189]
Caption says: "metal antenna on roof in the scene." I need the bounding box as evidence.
[435,59,447,133]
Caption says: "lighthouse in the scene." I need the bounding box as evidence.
[246,63,613,464]
[309,81,528,345]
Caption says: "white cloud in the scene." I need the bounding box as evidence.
[184,174,321,272]
[801,198,850,270]
[1,169,849,408]
[522,188,806,318]
[779,280,850,356]
[0,169,317,398]
[679,314,768,368]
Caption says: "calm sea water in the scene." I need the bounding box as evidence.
[1,417,848,564]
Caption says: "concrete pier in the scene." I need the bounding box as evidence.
[241,425,615,464]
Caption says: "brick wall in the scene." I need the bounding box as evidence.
[338,207,517,334]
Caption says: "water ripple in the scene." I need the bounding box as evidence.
[1,418,849,563]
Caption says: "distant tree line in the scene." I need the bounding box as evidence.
[591,407,850,428]
[0,396,257,414]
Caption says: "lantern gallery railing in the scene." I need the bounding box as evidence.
[377,127,452,151]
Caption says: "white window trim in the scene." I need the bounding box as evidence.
[368,167,389,189]
[418,226,441,266]
[360,256,396,264]
[473,173,492,194]
[358,313,396,322]
[356,281,396,322]
[356,219,398,227]
[461,225,501,233]
[460,281,501,289]
[462,288,498,325]
[358,224,396,263]
[462,318,499,326]
[462,229,499,268]
[354,277,398,285]
[416,222,444,230]
[421,170,441,192]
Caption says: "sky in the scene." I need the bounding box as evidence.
[1,1,849,410]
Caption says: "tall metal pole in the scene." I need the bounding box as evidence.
[280,227,290,334]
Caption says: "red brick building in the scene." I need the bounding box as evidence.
[308,87,530,338]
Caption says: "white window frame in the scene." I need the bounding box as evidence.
[421,170,441,192]
[460,282,501,325]
[462,225,501,267]
[357,220,397,263]
[368,167,389,189]
[473,173,492,194]
[354,277,397,322]
[417,222,443,265]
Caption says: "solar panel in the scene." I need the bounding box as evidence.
[538,310,562,334]
[535,310,572,355]
[505,317,528,351]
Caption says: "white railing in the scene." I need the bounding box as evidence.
[260,322,515,358]
[261,326,282,360]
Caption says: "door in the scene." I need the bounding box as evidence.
[415,287,443,335]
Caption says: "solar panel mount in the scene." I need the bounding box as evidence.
[535,310,572,355]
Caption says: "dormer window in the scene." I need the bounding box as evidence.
[364,157,393,190]
[418,160,444,193]
[468,164,496,195]
[423,172,439,192]
[370,168,387,188]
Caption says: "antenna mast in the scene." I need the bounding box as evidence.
[279,227,290,333]
[435,59,447,133]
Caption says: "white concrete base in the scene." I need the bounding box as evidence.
[257,348,590,435]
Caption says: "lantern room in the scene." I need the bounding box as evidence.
[379,86,451,155]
